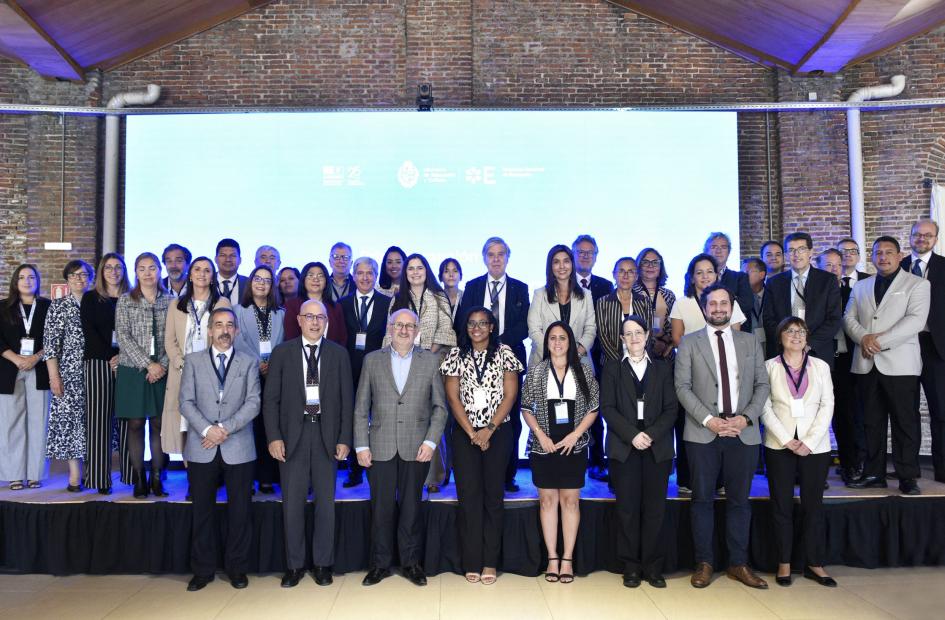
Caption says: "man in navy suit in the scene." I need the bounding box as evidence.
[454,237,530,491]
[338,256,392,487]
[572,234,614,482]
[705,232,754,332]
[902,218,945,482]
[762,232,842,366]
[215,238,248,306]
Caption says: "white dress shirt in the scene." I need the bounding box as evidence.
[301,335,323,383]
[912,250,933,278]
[217,274,240,306]
[703,324,740,426]
[482,274,508,335]
[354,289,376,329]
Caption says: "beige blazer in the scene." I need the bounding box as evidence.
[161,296,230,454]
[527,287,596,367]
[761,356,834,454]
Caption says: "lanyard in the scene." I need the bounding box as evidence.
[779,353,809,393]
[472,349,488,385]
[189,298,209,339]
[211,349,232,392]
[410,290,425,317]
[358,294,375,331]
[332,277,352,300]
[551,363,569,400]
[19,302,36,334]
[792,275,807,304]
[254,304,271,340]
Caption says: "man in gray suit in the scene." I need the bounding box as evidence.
[179,307,261,592]
[263,299,353,587]
[675,283,770,590]
[845,236,931,495]
[354,308,448,587]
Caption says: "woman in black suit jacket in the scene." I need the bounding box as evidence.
[0,264,51,489]
[600,315,677,589]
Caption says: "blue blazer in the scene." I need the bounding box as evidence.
[454,273,530,366]
[233,303,285,361]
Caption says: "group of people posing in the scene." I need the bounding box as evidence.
[0,220,941,593]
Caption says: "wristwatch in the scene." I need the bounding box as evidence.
[739,414,753,427]
[486,422,496,431]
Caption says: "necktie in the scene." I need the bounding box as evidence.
[305,344,320,416]
[791,274,806,317]
[715,330,732,415]
[581,277,589,289]
[490,281,500,320]
[841,276,851,289]
[359,295,369,331]
[222,279,232,299]
[912,259,923,277]
[216,352,227,393]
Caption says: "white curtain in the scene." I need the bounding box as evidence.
[932,183,945,255]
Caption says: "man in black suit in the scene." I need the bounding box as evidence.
[338,256,392,487]
[705,232,755,332]
[902,218,945,482]
[572,234,614,482]
[215,238,248,306]
[762,232,842,367]
[454,236,530,492]
[161,243,191,297]
[263,299,353,587]
[760,240,785,276]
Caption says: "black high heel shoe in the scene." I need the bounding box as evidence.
[132,470,149,499]
[150,469,169,497]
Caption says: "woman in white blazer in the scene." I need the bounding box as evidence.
[762,316,837,588]
[527,245,596,368]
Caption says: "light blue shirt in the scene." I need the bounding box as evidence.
[390,346,413,393]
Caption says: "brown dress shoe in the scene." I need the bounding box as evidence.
[691,562,713,588]
[727,565,768,589]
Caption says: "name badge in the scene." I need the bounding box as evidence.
[790,398,806,419]
[355,332,367,351]
[191,338,206,353]
[554,401,569,425]
[652,317,662,332]
[149,337,156,357]
[637,399,645,421]
[111,330,119,348]
[259,341,272,356]
[305,385,320,405]
[471,387,488,411]
[19,338,34,356]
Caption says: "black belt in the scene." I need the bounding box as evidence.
[303,412,321,423]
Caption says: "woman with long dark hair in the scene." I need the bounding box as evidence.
[440,306,523,584]
[384,253,456,353]
[44,259,94,491]
[522,321,599,584]
[81,252,130,494]
[283,261,346,344]
[0,264,50,489]
[439,258,464,321]
[377,245,407,296]
[114,252,171,498]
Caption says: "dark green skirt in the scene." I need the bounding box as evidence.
[115,365,166,419]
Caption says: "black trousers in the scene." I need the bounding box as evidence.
[687,437,757,567]
[860,368,921,480]
[280,420,337,569]
[188,449,254,577]
[504,389,522,485]
[673,405,691,488]
[368,455,430,569]
[832,352,866,470]
[919,333,945,481]
[252,414,279,486]
[451,422,512,572]
[765,447,830,566]
[609,447,672,577]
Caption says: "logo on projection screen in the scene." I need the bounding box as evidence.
[397,160,420,189]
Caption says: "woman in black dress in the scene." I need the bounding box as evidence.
[522,321,599,584]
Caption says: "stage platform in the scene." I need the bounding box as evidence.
[2,463,945,577]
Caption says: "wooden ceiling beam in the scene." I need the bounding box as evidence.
[0,0,83,80]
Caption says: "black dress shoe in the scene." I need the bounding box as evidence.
[228,573,248,589]
[66,484,83,493]
[645,574,666,588]
[343,476,363,488]
[775,574,792,587]
[312,566,333,586]
[505,481,520,493]
[846,475,887,489]
[281,568,305,588]
[840,467,858,484]
[259,483,275,494]
[898,478,921,495]
[98,486,112,495]
[403,564,427,586]
[362,567,391,586]
[622,571,641,588]
[803,568,837,587]
[187,574,214,591]
[132,470,149,499]
[150,470,169,497]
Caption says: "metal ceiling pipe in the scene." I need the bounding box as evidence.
[847,75,905,266]
[102,84,161,255]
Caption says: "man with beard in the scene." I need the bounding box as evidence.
[162,243,191,297]
[675,283,770,589]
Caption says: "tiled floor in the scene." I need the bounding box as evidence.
[0,565,942,619]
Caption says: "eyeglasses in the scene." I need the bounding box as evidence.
[639,259,661,268]
[786,247,810,255]
[331,254,351,261]
[467,320,491,329]
[616,269,637,277]
[67,272,90,281]
[252,276,273,284]
[912,232,937,241]
[305,273,326,281]
[102,264,124,272]
[575,250,597,258]
[839,248,859,255]
[622,330,646,339]
[784,328,808,337]
[391,322,418,331]
[300,313,328,323]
